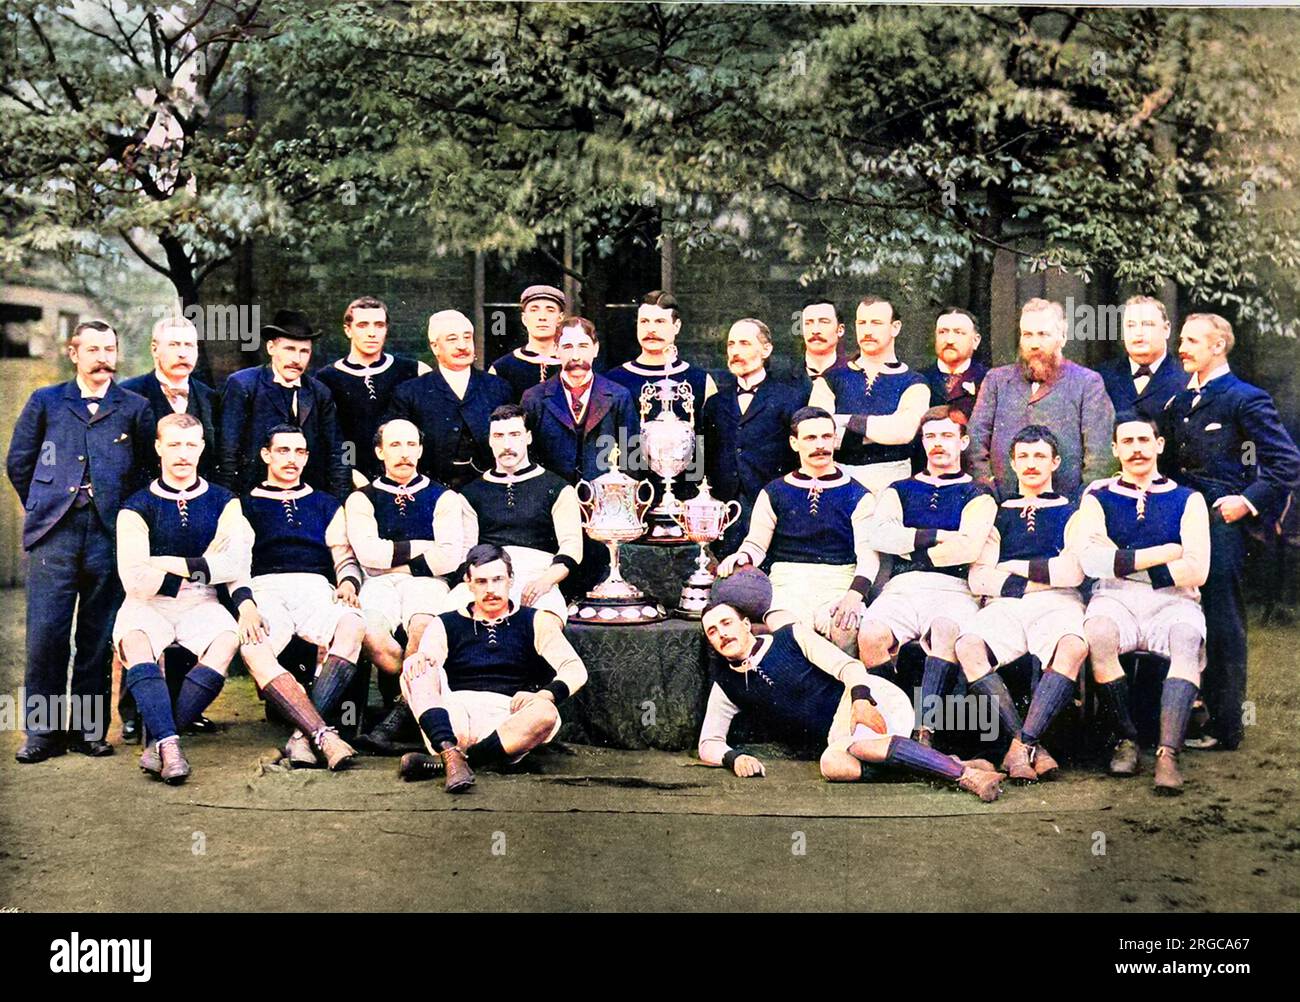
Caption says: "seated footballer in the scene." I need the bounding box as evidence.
[399,543,589,792]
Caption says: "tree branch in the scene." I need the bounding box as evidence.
[24,12,84,112]
[118,228,173,279]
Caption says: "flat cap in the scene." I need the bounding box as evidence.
[519,284,565,309]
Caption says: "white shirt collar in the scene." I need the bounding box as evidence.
[339,353,393,376]
[560,376,594,404]
[936,358,972,376]
[75,375,109,400]
[727,634,774,672]
[153,369,190,391]
[805,353,838,376]
[736,369,767,392]
[439,364,472,399]
[1129,352,1167,377]
[270,368,301,389]
[1189,362,1231,392]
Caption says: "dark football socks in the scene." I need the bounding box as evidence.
[376,667,402,708]
[1096,677,1140,741]
[921,655,956,705]
[467,731,507,768]
[883,735,964,780]
[1021,670,1076,747]
[1159,677,1199,752]
[174,665,225,732]
[967,671,1024,742]
[311,654,358,718]
[125,663,178,743]
[416,707,456,750]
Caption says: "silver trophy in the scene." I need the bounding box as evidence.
[671,478,743,618]
[570,446,666,624]
[639,375,696,543]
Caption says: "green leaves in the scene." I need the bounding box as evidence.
[4,2,1297,328]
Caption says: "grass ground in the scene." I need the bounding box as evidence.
[0,588,1296,912]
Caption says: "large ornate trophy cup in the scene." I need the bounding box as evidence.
[570,447,667,624]
[671,478,743,618]
[639,375,697,543]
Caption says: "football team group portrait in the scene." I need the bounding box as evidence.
[2,1,1300,929]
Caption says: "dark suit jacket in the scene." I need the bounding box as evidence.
[387,367,513,488]
[6,380,156,549]
[919,360,989,420]
[1098,354,1188,422]
[118,372,220,481]
[700,373,804,505]
[521,374,640,485]
[1162,371,1300,526]
[218,364,349,498]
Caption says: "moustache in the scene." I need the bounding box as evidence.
[811,450,832,458]
[564,360,590,370]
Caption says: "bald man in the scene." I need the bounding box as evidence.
[386,310,513,490]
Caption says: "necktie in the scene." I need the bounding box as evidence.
[1133,364,1152,396]
[944,372,962,399]
[161,384,189,412]
[568,385,587,423]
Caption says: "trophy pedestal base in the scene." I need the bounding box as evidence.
[642,510,691,544]
[569,593,667,625]
[675,570,716,620]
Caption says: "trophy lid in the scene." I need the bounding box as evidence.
[683,477,723,512]
[589,445,637,488]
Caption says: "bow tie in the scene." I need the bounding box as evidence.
[1134,364,1153,378]
[81,395,104,403]
[161,384,189,401]
[737,385,756,396]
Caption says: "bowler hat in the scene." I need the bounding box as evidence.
[262,308,318,342]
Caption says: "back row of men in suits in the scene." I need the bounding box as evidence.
[7,289,1297,767]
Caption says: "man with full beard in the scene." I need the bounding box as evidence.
[967,298,1115,500]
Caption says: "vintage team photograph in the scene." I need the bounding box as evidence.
[1,0,1297,972]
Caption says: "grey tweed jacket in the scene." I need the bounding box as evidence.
[966,358,1117,500]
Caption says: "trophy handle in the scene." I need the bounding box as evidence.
[721,499,743,532]
[575,480,595,528]
[634,477,656,519]
[678,382,696,424]
[639,382,656,421]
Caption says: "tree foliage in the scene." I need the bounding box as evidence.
[6,2,1299,334]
